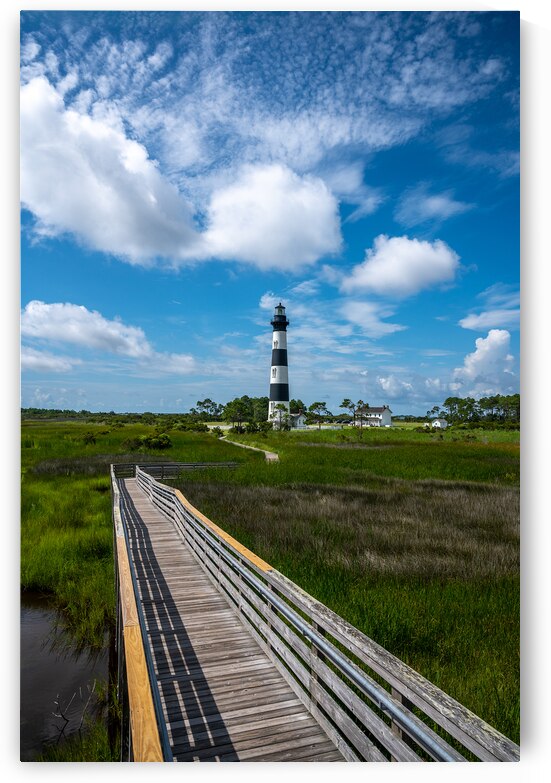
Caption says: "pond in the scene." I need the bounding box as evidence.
[20,592,108,761]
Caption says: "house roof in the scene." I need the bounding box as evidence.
[363,407,392,414]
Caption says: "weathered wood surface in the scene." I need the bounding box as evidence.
[112,473,164,762]
[119,478,343,762]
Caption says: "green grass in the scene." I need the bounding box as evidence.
[21,421,255,649]
[171,428,520,744]
[36,718,118,762]
[21,421,520,745]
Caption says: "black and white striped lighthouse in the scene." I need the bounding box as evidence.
[268,302,290,423]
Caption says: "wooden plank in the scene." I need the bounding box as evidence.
[123,625,163,762]
[172,723,327,760]
[120,477,344,763]
[115,536,139,628]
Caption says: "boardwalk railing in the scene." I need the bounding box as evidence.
[133,465,520,763]
[111,467,172,761]
[112,462,237,480]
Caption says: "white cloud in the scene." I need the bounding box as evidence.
[20,77,199,264]
[289,280,320,298]
[459,284,520,331]
[376,375,414,399]
[340,300,407,338]
[21,38,41,63]
[202,164,341,270]
[318,161,385,222]
[21,300,154,358]
[459,309,520,331]
[21,301,196,376]
[341,235,460,298]
[395,184,473,227]
[21,79,342,271]
[452,329,516,396]
[259,292,282,311]
[477,283,520,309]
[21,347,80,373]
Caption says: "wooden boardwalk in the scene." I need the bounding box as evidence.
[119,478,343,762]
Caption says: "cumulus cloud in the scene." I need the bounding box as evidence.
[21,300,195,375]
[202,164,341,270]
[341,235,460,298]
[395,184,473,227]
[20,77,200,264]
[21,300,154,358]
[376,375,414,399]
[21,79,342,271]
[21,347,80,373]
[452,329,516,396]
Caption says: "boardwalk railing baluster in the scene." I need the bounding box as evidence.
[112,463,520,763]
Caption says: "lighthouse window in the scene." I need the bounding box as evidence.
[272,368,277,378]
[274,339,278,349]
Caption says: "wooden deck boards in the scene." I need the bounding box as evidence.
[120,478,343,763]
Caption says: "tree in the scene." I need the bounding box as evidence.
[340,398,357,425]
[290,398,305,414]
[252,396,270,422]
[442,397,461,423]
[271,403,290,430]
[356,399,369,429]
[224,398,250,431]
[196,398,223,420]
[308,401,331,430]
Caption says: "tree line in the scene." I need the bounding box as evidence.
[429,394,520,425]
[21,392,520,429]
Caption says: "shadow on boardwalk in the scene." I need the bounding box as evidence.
[119,481,239,761]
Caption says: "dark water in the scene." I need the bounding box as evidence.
[20,592,108,761]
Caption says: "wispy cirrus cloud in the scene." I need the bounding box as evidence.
[394,183,473,227]
[459,283,520,331]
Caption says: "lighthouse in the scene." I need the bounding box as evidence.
[268,302,290,425]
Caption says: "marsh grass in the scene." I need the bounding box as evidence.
[20,422,257,649]
[21,421,520,743]
[225,428,520,485]
[173,469,519,742]
[36,718,118,762]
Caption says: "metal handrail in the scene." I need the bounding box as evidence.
[171,493,457,762]
[118,484,174,762]
[132,465,520,763]
[112,470,173,761]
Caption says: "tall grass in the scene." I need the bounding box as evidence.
[21,421,520,743]
[172,434,520,743]
[21,422,255,648]
[225,428,520,485]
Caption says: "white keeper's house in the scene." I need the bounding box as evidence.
[356,405,393,427]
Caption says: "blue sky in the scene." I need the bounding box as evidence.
[20,9,520,415]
